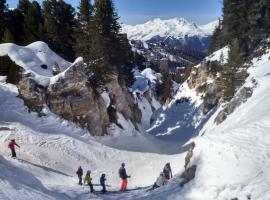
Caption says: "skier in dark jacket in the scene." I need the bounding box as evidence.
[100,173,107,193]
[163,162,172,180]
[8,139,20,158]
[76,166,83,185]
[119,163,130,191]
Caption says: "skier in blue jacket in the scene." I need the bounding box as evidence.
[100,173,107,193]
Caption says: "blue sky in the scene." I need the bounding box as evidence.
[7,0,223,25]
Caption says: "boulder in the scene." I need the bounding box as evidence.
[180,165,197,187]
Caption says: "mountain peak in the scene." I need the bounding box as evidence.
[121,17,217,42]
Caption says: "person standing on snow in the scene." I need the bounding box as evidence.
[119,163,130,191]
[76,166,83,185]
[84,170,94,193]
[100,173,107,193]
[152,172,167,190]
[163,162,172,180]
[184,142,195,169]
[8,139,20,158]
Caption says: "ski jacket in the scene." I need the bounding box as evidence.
[76,167,83,176]
[119,167,128,179]
[155,175,167,187]
[100,176,106,185]
[8,141,20,150]
[84,175,92,184]
[163,165,172,178]
[185,149,193,161]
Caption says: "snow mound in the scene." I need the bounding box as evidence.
[0,42,84,87]
[0,42,71,77]
[205,46,229,64]
[132,68,160,95]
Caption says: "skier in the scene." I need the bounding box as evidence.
[151,172,167,190]
[100,173,107,193]
[163,162,172,180]
[8,139,20,158]
[184,142,195,169]
[76,166,83,185]
[84,170,94,193]
[119,163,130,191]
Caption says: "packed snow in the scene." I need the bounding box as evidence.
[121,18,218,41]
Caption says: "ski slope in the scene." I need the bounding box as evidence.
[1,43,270,200]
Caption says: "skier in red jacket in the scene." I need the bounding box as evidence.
[8,139,20,158]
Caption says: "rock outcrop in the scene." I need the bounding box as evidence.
[180,165,197,187]
[17,73,46,113]
[46,62,110,136]
[16,60,141,136]
[188,61,223,115]
[214,87,253,124]
[106,75,141,126]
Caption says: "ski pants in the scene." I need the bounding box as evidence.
[88,182,94,193]
[121,179,128,191]
[185,157,190,169]
[101,183,106,193]
[11,149,16,157]
[78,175,82,185]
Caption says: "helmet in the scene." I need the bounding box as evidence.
[121,163,125,167]
[11,139,15,142]
[102,173,106,177]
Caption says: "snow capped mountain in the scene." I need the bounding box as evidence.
[122,18,218,52]
[122,18,208,41]
[199,20,219,35]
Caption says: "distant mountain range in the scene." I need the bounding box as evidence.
[122,18,218,52]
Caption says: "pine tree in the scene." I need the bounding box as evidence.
[208,19,224,54]
[23,1,44,44]
[74,0,93,63]
[156,71,173,103]
[0,0,8,42]
[18,0,31,15]
[43,0,76,61]
[2,28,14,43]
[8,9,25,45]
[221,39,246,101]
[89,0,132,85]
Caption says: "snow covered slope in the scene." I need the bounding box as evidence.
[1,42,270,200]
[199,20,219,35]
[122,18,217,41]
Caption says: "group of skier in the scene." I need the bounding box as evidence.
[6,139,195,193]
[76,166,107,193]
[75,140,195,194]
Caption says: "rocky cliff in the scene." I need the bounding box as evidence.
[16,60,141,136]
